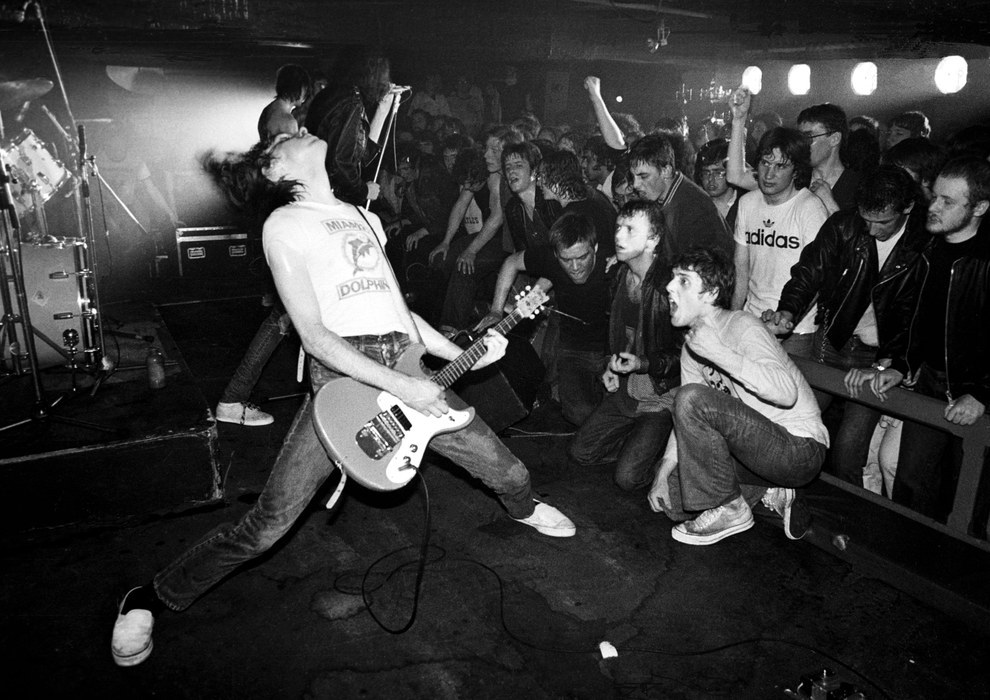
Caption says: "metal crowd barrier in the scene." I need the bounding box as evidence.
[793,356,990,544]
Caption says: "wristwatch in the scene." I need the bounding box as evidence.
[871,363,887,372]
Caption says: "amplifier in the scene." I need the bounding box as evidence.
[175,226,261,277]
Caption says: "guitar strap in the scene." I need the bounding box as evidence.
[351,204,423,345]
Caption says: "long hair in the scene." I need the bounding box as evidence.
[201,143,301,227]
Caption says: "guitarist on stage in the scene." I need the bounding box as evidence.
[111,127,576,668]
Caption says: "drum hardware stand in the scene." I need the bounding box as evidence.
[0,155,114,435]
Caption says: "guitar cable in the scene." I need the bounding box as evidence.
[331,470,895,698]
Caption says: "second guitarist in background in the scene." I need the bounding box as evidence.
[110,127,575,669]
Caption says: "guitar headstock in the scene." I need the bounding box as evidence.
[513,285,549,319]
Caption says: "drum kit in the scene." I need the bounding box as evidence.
[1,74,112,432]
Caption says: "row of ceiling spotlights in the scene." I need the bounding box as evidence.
[740,56,969,96]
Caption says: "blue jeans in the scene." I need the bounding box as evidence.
[568,385,673,491]
[220,307,290,404]
[812,332,883,487]
[154,332,534,612]
[669,384,825,514]
[557,348,604,427]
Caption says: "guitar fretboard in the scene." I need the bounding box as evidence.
[431,309,525,389]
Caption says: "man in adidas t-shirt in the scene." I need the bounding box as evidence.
[731,127,829,357]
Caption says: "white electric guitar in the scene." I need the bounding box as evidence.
[312,287,548,491]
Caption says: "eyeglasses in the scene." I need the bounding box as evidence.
[700,170,727,180]
[801,130,834,140]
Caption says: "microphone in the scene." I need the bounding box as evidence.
[392,84,412,93]
[77,122,86,169]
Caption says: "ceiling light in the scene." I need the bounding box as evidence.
[788,64,810,96]
[741,66,762,95]
[851,62,877,95]
[934,56,967,94]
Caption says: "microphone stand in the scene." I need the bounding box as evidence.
[34,1,112,383]
[364,89,405,209]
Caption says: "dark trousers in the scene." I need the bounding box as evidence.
[569,385,673,491]
[892,364,962,521]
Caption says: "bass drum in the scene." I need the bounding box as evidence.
[2,242,87,369]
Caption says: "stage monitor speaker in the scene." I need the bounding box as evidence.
[451,333,545,433]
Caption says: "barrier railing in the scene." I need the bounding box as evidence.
[793,356,990,543]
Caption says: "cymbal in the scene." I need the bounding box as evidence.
[0,78,53,110]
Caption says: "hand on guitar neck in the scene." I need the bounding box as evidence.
[392,329,507,417]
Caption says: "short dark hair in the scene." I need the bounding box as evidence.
[501,140,543,171]
[938,156,990,208]
[756,127,813,190]
[694,138,729,184]
[582,134,618,170]
[512,114,541,141]
[855,165,916,214]
[850,115,880,141]
[672,247,735,309]
[539,150,586,201]
[452,147,488,188]
[611,153,632,197]
[616,199,668,242]
[275,64,311,102]
[797,103,849,144]
[890,111,931,139]
[612,112,644,142]
[485,124,524,148]
[549,210,597,250]
[628,133,677,174]
[882,137,947,187]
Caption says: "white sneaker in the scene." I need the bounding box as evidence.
[215,401,274,426]
[111,587,155,667]
[513,501,576,537]
[671,495,754,545]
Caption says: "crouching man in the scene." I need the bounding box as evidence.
[649,247,829,544]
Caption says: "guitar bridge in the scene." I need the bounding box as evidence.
[355,406,408,459]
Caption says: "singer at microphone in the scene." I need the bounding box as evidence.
[302,50,396,206]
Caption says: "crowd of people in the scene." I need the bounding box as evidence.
[111,54,990,667]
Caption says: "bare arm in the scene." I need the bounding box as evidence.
[731,241,750,310]
[430,187,474,264]
[456,173,504,274]
[727,87,758,191]
[584,76,626,150]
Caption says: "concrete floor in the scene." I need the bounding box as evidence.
[2,293,990,699]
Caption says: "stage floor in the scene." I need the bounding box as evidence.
[1,281,988,699]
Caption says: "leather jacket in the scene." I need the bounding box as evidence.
[504,188,561,252]
[777,208,930,363]
[305,86,379,206]
[902,227,990,405]
[608,254,682,395]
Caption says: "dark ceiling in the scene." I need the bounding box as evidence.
[2,0,988,69]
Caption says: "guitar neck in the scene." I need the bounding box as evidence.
[431,309,525,389]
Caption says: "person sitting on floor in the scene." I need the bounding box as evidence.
[649,246,828,545]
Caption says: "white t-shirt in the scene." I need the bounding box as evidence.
[262,201,406,338]
[681,311,829,446]
[734,188,828,334]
